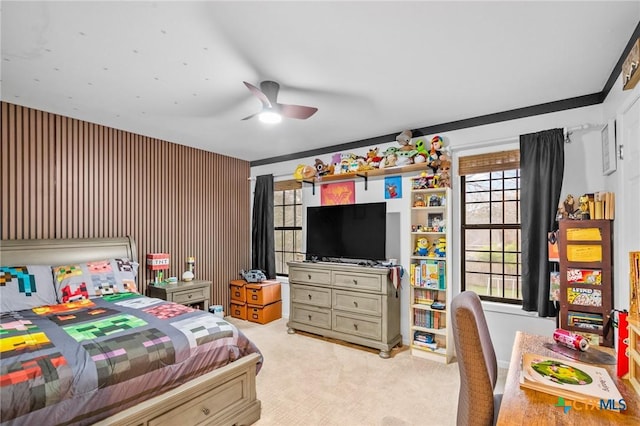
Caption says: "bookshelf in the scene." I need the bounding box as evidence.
[557,219,613,347]
[408,175,453,363]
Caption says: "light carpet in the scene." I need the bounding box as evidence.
[230,317,507,426]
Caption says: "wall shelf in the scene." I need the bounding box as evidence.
[299,163,430,194]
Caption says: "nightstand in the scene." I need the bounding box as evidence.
[147,279,211,310]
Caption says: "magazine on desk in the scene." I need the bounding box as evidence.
[520,352,624,408]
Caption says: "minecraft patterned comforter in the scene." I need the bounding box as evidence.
[0,293,262,425]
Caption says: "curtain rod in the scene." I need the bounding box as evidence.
[249,123,603,179]
[450,123,601,152]
[248,173,294,181]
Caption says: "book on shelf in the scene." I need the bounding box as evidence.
[567,287,602,307]
[411,259,445,289]
[520,352,623,408]
[591,191,615,220]
[568,311,604,331]
[566,268,602,285]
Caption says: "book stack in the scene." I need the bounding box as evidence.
[414,288,439,305]
[520,352,624,409]
[589,191,615,220]
[568,311,604,331]
[411,259,445,289]
[413,308,445,329]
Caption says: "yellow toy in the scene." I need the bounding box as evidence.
[415,237,429,256]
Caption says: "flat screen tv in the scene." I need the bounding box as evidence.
[306,202,386,262]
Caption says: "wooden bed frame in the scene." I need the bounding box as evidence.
[1,237,261,426]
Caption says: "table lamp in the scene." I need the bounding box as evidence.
[146,253,170,285]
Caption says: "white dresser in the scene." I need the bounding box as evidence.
[287,261,402,358]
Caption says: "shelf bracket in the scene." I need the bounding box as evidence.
[302,179,316,195]
[356,173,369,190]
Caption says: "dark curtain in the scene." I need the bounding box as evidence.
[520,128,564,316]
[251,174,276,279]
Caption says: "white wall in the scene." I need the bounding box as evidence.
[251,99,639,367]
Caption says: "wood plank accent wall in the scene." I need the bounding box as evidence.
[1,102,250,312]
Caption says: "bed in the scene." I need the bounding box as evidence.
[0,237,262,426]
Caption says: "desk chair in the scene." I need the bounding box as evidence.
[451,291,502,426]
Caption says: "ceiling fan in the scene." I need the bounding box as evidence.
[242,80,318,123]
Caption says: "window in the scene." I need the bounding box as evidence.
[460,150,522,304]
[274,180,303,276]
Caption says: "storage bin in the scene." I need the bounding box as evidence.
[246,280,281,306]
[230,301,247,320]
[230,279,247,303]
[247,300,282,324]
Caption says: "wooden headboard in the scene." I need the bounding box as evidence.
[0,237,137,266]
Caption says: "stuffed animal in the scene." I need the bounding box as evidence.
[563,194,576,218]
[438,153,452,187]
[366,147,383,168]
[396,149,416,166]
[314,158,332,176]
[294,164,317,180]
[415,139,429,155]
[431,238,446,257]
[379,147,399,169]
[433,238,447,257]
[396,130,414,151]
[415,237,429,256]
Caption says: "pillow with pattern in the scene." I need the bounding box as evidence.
[0,265,58,313]
[53,259,139,302]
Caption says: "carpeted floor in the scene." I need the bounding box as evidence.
[230,317,507,426]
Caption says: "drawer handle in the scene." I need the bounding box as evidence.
[308,274,311,280]
[308,314,312,320]
[202,407,210,415]
[353,324,358,330]
[308,294,312,300]
[353,301,358,307]
[188,294,192,298]
[353,279,358,285]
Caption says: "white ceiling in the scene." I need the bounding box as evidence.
[2,1,639,164]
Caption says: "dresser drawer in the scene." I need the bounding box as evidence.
[290,303,332,329]
[172,287,207,305]
[333,290,382,316]
[290,284,331,308]
[333,311,382,340]
[289,267,331,285]
[333,272,383,292]
[149,370,250,426]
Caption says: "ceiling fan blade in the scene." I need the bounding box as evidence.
[243,81,271,108]
[279,104,318,120]
[241,112,259,121]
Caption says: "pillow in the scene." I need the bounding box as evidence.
[0,265,58,312]
[53,258,139,303]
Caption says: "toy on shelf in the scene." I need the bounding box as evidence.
[314,158,333,177]
[415,237,429,256]
[413,194,426,207]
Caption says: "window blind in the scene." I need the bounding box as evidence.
[458,149,520,175]
[274,179,302,191]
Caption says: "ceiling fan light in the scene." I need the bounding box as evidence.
[258,111,282,124]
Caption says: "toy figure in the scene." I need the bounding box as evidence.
[396,130,414,151]
[415,237,429,256]
[413,195,425,207]
[314,158,332,176]
[579,194,590,219]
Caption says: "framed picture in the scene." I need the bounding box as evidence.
[384,176,402,199]
[601,119,616,176]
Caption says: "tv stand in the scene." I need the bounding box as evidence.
[286,261,402,358]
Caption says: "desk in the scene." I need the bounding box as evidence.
[497,331,640,425]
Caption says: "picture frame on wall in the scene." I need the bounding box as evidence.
[601,119,617,176]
